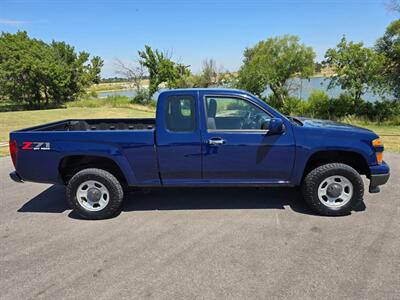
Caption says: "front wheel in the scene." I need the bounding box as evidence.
[302,163,364,216]
[66,168,124,220]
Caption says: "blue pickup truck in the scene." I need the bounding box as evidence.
[9,89,390,219]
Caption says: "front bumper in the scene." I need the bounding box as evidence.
[368,161,390,193]
[9,171,24,183]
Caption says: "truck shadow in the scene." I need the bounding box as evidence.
[18,185,366,218]
[122,187,311,213]
[18,185,68,214]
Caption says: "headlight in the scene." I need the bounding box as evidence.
[372,138,383,147]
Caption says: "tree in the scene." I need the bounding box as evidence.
[0,31,47,106]
[87,56,104,84]
[236,35,315,106]
[217,70,237,87]
[170,64,194,88]
[315,62,323,73]
[195,59,218,87]
[323,36,383,102]
[115,59,145,92]
[375,19,400,98]
[0,31,103,108]
[115,59,153,104]
[48,41,103,104]
[138,45,187,96]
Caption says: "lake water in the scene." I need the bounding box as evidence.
[98,77,389,102]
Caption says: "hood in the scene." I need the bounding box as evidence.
[296,117,374,134]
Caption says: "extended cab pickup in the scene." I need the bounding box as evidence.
[9,89,390,219]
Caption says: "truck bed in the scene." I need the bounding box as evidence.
[16,118,156,132]
[10,117,159,186]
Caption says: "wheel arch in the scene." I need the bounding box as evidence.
[59,155,128,186]
[301,150,370,182]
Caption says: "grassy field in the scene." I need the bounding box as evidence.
[0,106,398,156]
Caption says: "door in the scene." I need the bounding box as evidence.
[156,91,202,185]
[201,94,295,184]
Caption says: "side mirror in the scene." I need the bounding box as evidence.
[266,118,284,135]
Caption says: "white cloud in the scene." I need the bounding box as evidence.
[0,18,30,26]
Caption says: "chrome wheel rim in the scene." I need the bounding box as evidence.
[318,175,353,208]
[76,180,109,211]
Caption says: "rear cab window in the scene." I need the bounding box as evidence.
[165,95,195,132]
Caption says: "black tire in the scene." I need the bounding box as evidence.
[302,163,364,216]
[66,168,124,220]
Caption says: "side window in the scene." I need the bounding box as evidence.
[165,95,195,132]
[205,96,271,130]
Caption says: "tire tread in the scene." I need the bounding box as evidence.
[302,163,364,216]
[66,168,124,220]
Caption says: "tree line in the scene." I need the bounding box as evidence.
[0,17,398,123]
[128,18,399,122]
[132,19,398,104]
[0,31,103,109]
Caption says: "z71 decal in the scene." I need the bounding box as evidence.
[22,142,51,151]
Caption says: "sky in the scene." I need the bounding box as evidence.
[0,0,398,78]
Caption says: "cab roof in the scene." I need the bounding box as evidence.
[159,88,252,96]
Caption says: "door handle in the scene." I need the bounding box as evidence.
[208,138,226,145]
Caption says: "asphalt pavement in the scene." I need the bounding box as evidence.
[1,153,399,299]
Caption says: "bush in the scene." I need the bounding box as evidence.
[264,94,308,116]
[67,95,132,108]
[265,94,284,111]
[87,90,99,98]
[307,90,330,118]
[265,90,399,124]
[148,100,157,108]
[132,89,151,105]
[352,98,400,123]
[328,93,360,119]
[282,96,308,116]
[306,91,364,120]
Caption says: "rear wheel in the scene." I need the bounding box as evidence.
[66,168,124,220]
[302,163,364,216]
